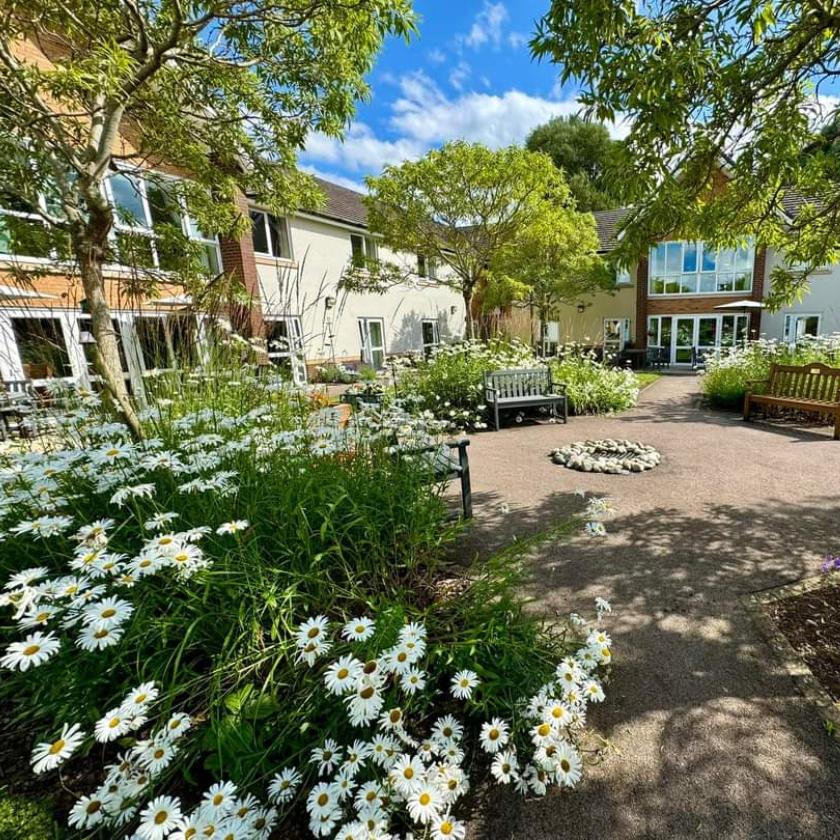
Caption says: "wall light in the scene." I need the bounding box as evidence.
[450,305,457,315]
[576,303,586,314]
[324,296,336,310]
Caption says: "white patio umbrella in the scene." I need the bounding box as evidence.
[713,299,765,310]
[0,284,57,299]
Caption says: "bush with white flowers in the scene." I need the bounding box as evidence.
[0,369,616,838]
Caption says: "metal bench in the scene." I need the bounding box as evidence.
[416,439,472,519]
[744,362,840,439]
[483,368,567,431]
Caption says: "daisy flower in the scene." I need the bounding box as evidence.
[386,645,415,674]
[121,682,159,714]
[346,682,383,726]
[18,603,59,629]
[479,718,509,754]
[4,566,49,590]
[310,739,342,775]
[216,520,250,535]
[82,597,134,630]
[401,668,426,695]
[595,596,612,615]
[431,715,463,744]
[341,616,375,642]
[307,782,340,819]
[389,754,424,795]
[202,780,238,814]
[490,750,518,784]
[1,631,60,671]
[144,512,178,531]
[431,815,467,840]
[553,741,583,787]
[31,722,85,774]
[450,669,479,700]
[161,713,191,741]
[68,794,107,830]
[530,721,556,747]
[94,709,132,742]
[398,621,427,643]
[324,655,363,696]
[137,795,183,840]
[407,785,442,825]
[354,781,383,812]
[76,623,124,651]
[582,679,606,703]
[134,738,177,775]
[268,767,301,804]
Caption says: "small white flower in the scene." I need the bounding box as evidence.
[450,669,479,700]
[137,795,182,840]
[31,722,85,774]
[1,631,60,671]
[215,519,249,535]
[479,718,509,754]
[268,767,301,804]
[341,616,375,642]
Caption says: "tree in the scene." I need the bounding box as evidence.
[525,115,624,211]
[0,1,415,434]
[487,206,612,351]
[354,141,571,338]
[532,0,840,306]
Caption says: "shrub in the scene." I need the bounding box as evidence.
[550,346,640,415]
[395,339,536,429]
[0,368,615,838]
[0,792,60,839]
[702,334,840,407]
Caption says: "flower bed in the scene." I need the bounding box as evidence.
[701,334,840,408]
[0,369,616,838]
[549,347,640,416]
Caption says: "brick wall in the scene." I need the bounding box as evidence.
[635,255,649,346]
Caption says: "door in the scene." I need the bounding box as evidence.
[673,316,695,364]
[358,317,386,369]
[421,319,439,357]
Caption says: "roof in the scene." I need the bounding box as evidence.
[308,176,368,228]
[592,207,630,252]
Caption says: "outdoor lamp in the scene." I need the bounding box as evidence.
[324,296,336,309]
[576,303,585,314]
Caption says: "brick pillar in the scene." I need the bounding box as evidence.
[749,245,767,338]
[218,189,264,338]
[635,254,649,347]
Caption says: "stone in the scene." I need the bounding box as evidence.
[549,438,661,475]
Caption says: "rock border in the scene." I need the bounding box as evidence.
[550,439,661,474]
[744,576,840,740]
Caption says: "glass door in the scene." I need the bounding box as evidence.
[673,316,695,364]
[358,317,386,369]
[721,314,748,347]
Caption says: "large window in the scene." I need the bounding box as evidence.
[106,171,221,273]
[264,316,306,383]
[358,317,386,369]
[603,318,630,356]
[648,240,754,295]
[135,314,199,371]
[250,210,292,259]
[421,318,440,356]
[0,188,70,261]
[783,313,821,343]
[77,316,130,380]
[417,254,439,279]
[350,233,378,267]
[648,313,748,364]
[11,317,71,378]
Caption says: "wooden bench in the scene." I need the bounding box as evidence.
[484,368,567,431]
[744,362,840,439]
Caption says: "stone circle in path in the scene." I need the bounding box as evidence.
[550,439,661,475]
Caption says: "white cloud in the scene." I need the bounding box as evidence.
[508,31,529,49]
[449,61,471,91]
[463,2,508,49]
[301,73,628,176]
[427,48,446,65]
[300,164,368,195]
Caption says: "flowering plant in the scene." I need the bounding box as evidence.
[549,345,640,415]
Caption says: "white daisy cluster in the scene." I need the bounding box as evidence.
[280,614,476,838]
[581,494,614,538]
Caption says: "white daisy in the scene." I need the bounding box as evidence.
[121,681,159,714]
[82,596,134,630]
[68,794,106,829]
[31,722,85,774]
[94,709,131,742]
[202,780,238,815]
[310,739,342,775]
[389,754,424,795]
[306,782,340,819]
[450,669,479,700]
[490,750,518,784]
[407,785,442,825]
[162,713,191,741]
[582,679,606,703]
[479,718,509,754]
[137,795,183,840]
[553,740,583,787]
[76,622,124,651]
[431,814,467,840]
[268,767,301,804]
[341,616,375,642]
[324,655,363,696]
[216,520,249,535]
[400,668,426,695]
[431,715,463,744]
[1,631,60,670]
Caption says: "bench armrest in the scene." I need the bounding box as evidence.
[445,437,469,451]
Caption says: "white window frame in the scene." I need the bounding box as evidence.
[603,318,630,354]
[648,313,749,365]
[783,313,821,343]
[249,209,293,260]
[648,240,754,296]
[420,318,440,355]
[615,267,632,285]
[264,315,306,384]
[358,316,386,369]
[350,233,378,266]
[104,167,222,273]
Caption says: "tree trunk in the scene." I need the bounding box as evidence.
[75,216,144,438]
[462,287,474,339]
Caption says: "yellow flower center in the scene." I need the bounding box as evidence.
[366,791,376,802]
[94,629,109,639]
[307,627,320,639]
[108,717,121,728]
[337,668,349,680]
[139,559,152,568]
[154,749,165,760]
[317,793,329,807]
[213,794,224,806]
[537,723,551,737]
[355,625,365,634]
[154,810,169,825]
[404,768,414,779]
[419,793,431,806]
[440,822,454,835]
[561,759,571,772]
[23,645,40,656]
[101,608,116,619]
[390,710,402,723]
[489,729,499,740]
[397,652,407,662]
[185,830,197,839]
[48,739,65,755]
[86,800,101,815]
[363,660,377,674]
[360,686,375,700]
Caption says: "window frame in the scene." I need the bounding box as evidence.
[249,209,293,260]
[783,312,821,343]
[648,240,754,296]
[420,318,440,356]
[603,317,630,355]
[264,315,306,384]
[358,316,386,369]
[350,233,378,267]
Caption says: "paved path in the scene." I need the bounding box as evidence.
[460,375,840,840]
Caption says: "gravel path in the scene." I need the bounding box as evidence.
[459,375,840,840]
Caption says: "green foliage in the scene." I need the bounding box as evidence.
[701,336,840,407]
[357,142,574,336]
[531,0,840,305]
[488,205,613,319]
[0,791,60,840]
[395,339,536,429]
[525,115,626,211]
[550,347,641,415]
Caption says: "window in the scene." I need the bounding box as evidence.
[358,317,386,369]
[350,233,378,267]
[77,316,129,379]
[603,318,630,356]
[11,317,71,378]
[264,316,306,383]
[648,313,748,365]
[0,188,69,260]
[648,240,753,295]
[784,313,821,343]
[250,210,292,259]
[135,314,198,370]
[417,254,439,279]
[421,319,439,356]
[107,171,222,272]
[615,267,632,285]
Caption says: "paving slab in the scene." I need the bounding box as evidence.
[459,375,840,840]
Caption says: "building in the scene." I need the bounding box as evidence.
[549,196,840,366]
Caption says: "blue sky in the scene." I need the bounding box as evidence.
[299,1,625,193]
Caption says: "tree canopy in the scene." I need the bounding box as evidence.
[0,0,415,430]
[532,0,840,306]
[525,115,625,211]
[357,141,573,337]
